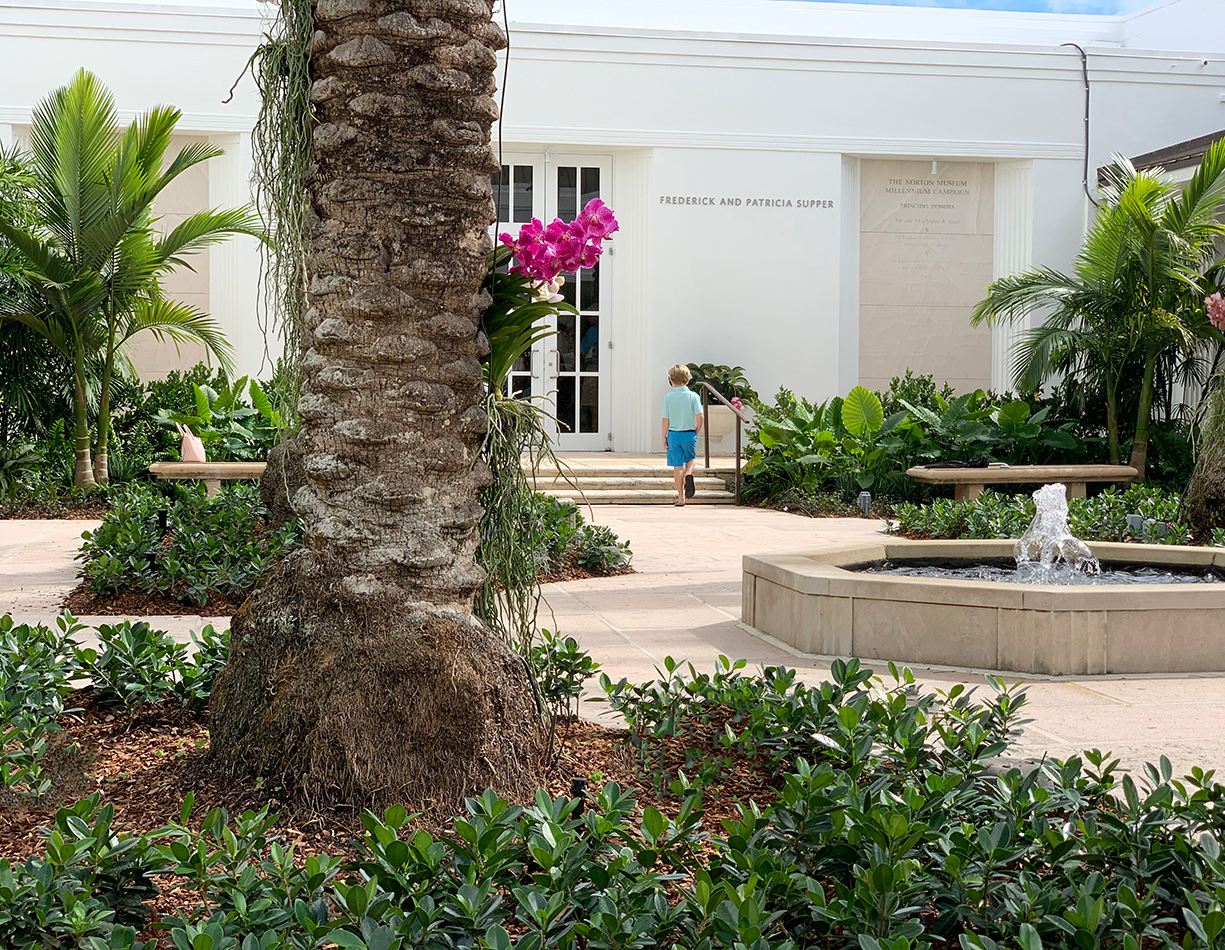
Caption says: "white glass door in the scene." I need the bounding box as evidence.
[493,154,612,451]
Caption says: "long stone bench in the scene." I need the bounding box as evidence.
[904,463,1138,502]
[148,461,267,497]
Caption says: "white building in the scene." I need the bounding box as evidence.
[2,0,1223,452]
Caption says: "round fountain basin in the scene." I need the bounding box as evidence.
[742,539,1225,675]
[858,558,1223,586]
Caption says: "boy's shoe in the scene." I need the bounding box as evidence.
[684,474,696,498]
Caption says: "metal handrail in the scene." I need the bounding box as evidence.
[695,381,749,504]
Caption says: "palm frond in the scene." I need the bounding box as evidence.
[118,296,235,376]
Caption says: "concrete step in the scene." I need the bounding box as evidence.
[530,475,729,490]
[537,487,736,505]
[527,466,736,480]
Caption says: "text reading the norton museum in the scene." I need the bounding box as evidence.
[658,196,835,208]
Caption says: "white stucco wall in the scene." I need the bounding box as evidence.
[1,0,1223,449]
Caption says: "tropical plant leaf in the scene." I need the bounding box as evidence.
[841,386,884,437]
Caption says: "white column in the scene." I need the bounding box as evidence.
[991,160,1034,391]
[609,149,654,453]
[0,124,12,148]
[208,131,265,380]
[839,155,861,394]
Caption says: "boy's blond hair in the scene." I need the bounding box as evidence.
[668,364,691,386]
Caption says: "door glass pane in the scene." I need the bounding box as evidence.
[559,270,577,308]
[493,165,510,223]
[508,374,532,398]
[513,166,533,222]
[512,348,532,373]
[581,167,600,207]
[579,376,599,433]
[579,315,599,371]
[557,312,576,372]
[558,167,577,220]
[580,263,599,313]
[556,376,576,433]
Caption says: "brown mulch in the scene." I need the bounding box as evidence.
[541,563,635,584]
[64,565,632,616]
[1,506,110,521]
[0,699,779,936]
[62,583,248,617]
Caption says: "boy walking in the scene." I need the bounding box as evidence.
[661,364,704,506]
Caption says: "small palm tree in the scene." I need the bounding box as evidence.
[973,140,1225,478]
[0,69,261,486]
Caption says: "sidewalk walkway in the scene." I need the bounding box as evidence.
[544,505,1225,778]
[2,510,1222,777]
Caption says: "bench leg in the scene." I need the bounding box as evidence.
[204,479,221,498]
[955,483,983,503]
[1065,482,1086,500]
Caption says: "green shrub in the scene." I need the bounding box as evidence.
[9,657,1225,950]
[574,523,632,572]
[154,376,283,463]
[687,362,758,403]
[893,484,1208,546]
[529,628,601,722]
[524,493,633,575]
[747,378,1088,506]
[77,483,302,608]
[0,614,82,798]
[75,621,188,711]
[171,625,229,711]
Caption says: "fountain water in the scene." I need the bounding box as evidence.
[1013,483,1101,582]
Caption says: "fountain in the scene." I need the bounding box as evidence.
[1014,484,1100,580]
[742,484,1225,675]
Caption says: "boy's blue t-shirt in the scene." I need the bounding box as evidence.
[662,386,703,431]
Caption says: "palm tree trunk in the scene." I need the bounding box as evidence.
[71,345,95,489]
[1105,376,1120,465]
[93,339,114,484]
[1183,374,1225,542]
[1128,345,1158,480]
[209,0,544,812]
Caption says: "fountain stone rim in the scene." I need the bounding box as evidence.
[742,538,1225,676]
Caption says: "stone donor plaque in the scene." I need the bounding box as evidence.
[859,160,994,394]
[658,194,835,208]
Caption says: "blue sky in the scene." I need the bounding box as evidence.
[788,0,1150,13]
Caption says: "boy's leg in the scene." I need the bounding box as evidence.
[673,466,686,504]
[683,458,697,498]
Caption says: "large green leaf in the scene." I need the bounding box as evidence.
[994,400,1031,430]
[841,386,883,437]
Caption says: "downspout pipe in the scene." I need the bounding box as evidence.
[1061,42,1101,208]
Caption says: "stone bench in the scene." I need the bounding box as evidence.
[904,463,1138,502]
[148,461,267,497]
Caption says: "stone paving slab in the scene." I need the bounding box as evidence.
[3,504,1224,779]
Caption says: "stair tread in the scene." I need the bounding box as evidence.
[538,488,736,505]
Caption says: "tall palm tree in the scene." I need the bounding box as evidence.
[0,70,260,486]
[973,141,1225,478]
[209,1,546,809]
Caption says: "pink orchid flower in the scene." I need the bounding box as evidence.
[1207,292,1225,332]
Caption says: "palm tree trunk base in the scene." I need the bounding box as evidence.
[1183,439,1225,544]
[209,553,548,814]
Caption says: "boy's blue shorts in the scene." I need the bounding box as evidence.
[666,429,697,467]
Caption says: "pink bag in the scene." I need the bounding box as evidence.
[176,423,206,463]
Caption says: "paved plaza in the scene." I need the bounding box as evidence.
[2,508,1222,777]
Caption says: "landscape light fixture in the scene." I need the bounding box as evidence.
[570,777,588,816]
[1125,513,1143,535]
[857,491,872,517]
[157,508,169,535]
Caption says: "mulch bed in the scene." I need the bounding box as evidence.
[62,583,248,617]
[0,697,779,937]
[0,505,109,520]
[541,562,635,584]
[64,565,634,616]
